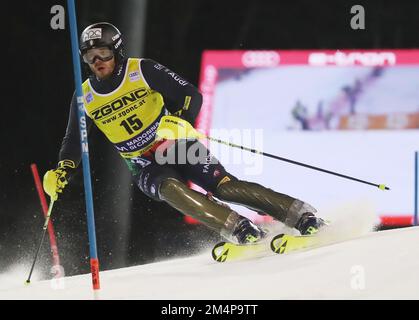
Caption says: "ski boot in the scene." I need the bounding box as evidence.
[295,212,328,235]
[232,217,268,244]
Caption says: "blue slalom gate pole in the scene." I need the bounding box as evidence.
[67,0,100,291]
[415,151,418,226]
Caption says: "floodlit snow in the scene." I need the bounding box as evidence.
[1,204,418,299]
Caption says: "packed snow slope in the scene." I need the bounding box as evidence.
[1,226,418,300]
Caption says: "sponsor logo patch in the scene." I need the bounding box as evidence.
[131,157,152,168]
[115,39,122,49]
[129,71,140,82]
[217,176,231,187]
[85,92,94,104]
[82,28,102,42]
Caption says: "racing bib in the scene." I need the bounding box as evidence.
[82,58,166,158]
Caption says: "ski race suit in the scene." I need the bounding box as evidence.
[59,58,315,239]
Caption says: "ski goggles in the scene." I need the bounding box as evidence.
[82,47,114,64]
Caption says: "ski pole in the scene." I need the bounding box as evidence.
[25,199,55,284]
[30,163,60,267]
[207,136,390,190]
[156,115,390,191]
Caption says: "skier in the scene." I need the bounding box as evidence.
[43,22,326,245]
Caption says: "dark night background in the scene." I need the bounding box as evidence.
[1,0,418,278]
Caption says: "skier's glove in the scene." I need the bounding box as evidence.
[43,160,76,200]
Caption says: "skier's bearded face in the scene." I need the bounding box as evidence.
[88,57,116,80]
[82,47,116,80]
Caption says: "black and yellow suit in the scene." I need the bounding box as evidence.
[59,58,310,241]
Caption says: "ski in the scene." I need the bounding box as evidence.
[270,233,320,254]
[212,233,322,262]
[211,241,269,262]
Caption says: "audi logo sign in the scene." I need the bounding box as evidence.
[242,51,280,67]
